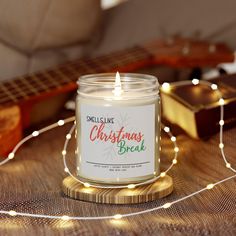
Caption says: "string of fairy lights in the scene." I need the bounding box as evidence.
[0,79,235,221]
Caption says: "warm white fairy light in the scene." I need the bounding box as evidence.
[206,184,214,190]
[172,159,177,164]
[58,120,65,126]
[164,126,170,133]
[162,203,172,209]
[174,147,179,153]
[8,210,17,216]
[219,120,224,126]
[160,172,166,177]
[192,78,199,85]
[64,167,69,173]
[66,134,72,140]
[161,82,171,92]
[8,152,15,159]
[61,215,70,221]
[211,84,218,90]
[226,163,231,168]
[0,80,235,222]
[219,98,225,105]
[171,136,176,142]
[62,150,67,155]
[219,143,224,149]
[84,183,91,188]
[32,131,39,137]
[127,184,136,189]
[113,214,122,220]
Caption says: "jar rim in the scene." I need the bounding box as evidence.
[77,73,159,88]
[77,73,159,100]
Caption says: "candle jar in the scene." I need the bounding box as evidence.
[76,73,160,186]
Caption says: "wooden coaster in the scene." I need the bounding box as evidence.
[62,175,173,204]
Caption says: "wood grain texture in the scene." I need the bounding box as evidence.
[62,175,173,204]
[0,105,22,156]
[1,122,236,235]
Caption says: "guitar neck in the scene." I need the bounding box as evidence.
[0,46,152,107]
[0,37,234,107]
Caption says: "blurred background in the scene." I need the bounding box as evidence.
[1,0,236,81]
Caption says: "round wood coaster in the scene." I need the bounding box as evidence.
[62,175,173,204]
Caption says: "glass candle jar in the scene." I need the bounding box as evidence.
[76,73,160,186]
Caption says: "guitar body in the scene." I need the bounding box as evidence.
[0,105,22,156]
[0,93,70,157]
[0,37,233,157]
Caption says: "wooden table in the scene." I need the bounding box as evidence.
[0,119,236,236]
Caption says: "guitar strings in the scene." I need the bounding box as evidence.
[0,39,219,105]
[0,49,150,104]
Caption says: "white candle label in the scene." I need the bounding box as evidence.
[79,104,156,180]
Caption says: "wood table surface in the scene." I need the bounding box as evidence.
[0,117,236,236]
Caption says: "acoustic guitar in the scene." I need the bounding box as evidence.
[0,38,233,156]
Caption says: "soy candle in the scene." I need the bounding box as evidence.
[76,73,160,185]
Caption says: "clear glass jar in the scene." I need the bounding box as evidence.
[76,73,160,186]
